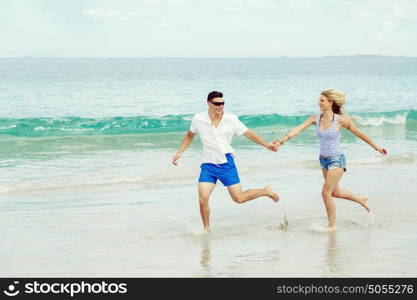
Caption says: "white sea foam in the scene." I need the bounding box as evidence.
[0,125,17,130]
[133,143,155,146]
[57,128,94,131]
[353,114,407,126]
[0,185,13,194]
[349,153,415,165]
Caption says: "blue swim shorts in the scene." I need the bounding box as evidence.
[198,153,240,186]
[319,153,346,172]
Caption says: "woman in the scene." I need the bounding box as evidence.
[273,89,388,231]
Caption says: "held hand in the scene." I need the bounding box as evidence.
[267,142,279,152]
[272,141,281,147]
[272,141,282,150]
[172,153,181,165]
[376,146,388,155]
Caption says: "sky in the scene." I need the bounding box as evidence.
[1,0,416,57]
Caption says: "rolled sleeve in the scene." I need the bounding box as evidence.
[234,116,248,135]
[189,115,198,133]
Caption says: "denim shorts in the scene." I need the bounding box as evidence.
[198,153,240,186]
[319,153,346,172]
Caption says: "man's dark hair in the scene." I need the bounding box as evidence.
[207,91,223,102]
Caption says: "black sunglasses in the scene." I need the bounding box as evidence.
[209,100,225,106]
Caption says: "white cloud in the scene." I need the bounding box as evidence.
[82,9,145,22]
[348,0,417,45]
[0,0,416,56]
[350,0,417,22]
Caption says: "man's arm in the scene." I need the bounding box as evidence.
[172,130,196,165]
[243,129,276,151]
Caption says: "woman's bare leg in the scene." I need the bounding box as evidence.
[321,168,344,231]
[322,169,370,212]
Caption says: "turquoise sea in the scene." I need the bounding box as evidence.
[1,57,416,277]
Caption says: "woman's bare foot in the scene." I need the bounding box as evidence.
[265,185,279,202]
[358,197,370,212]
[327,225,336,232]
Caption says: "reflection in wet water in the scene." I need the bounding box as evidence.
[200,235,211,277]
[325,231,343,275]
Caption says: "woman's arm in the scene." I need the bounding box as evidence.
[274,115,316,146]
[342,117,388,155]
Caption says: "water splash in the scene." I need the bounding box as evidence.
[278,203,289,230]
[364,211,378,227]
[309,222,333,233]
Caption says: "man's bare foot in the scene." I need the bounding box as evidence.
[265,185,279,202]
[358,197,370,212]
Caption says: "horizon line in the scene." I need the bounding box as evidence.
[1,55,416,59]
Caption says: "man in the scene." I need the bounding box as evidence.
[172,91,279,230]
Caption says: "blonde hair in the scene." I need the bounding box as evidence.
[321,89,346,115]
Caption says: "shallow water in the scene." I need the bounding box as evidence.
[1,58,416,277]
[1,148,416,277]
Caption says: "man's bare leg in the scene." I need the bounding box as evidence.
[198,182,216,229]
[227,183,279,204]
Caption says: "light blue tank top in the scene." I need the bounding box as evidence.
[316,114,342,156]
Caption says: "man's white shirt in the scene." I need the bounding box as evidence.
[190,111,248,164]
